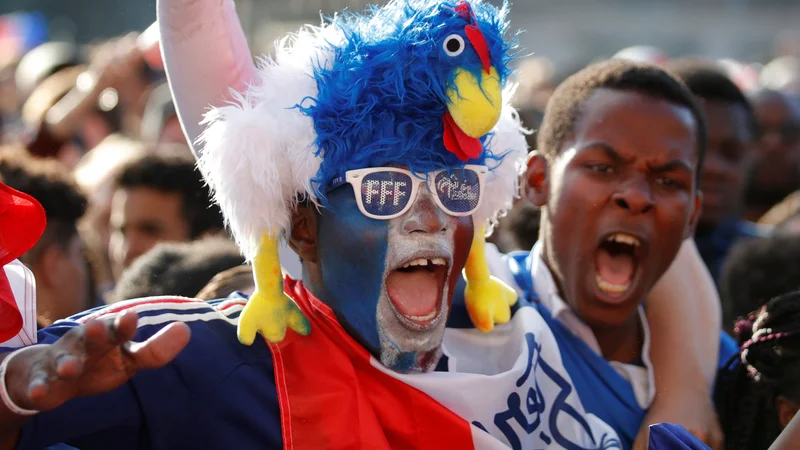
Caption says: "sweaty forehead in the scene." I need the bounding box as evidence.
[571,88,697,155]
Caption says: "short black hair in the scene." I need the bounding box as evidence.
[0,150,87,263]
[720,234,800,332]
[667,58,758,135]
[113,237,245,300]
[116,148,224,238]
[715,290,800,450]
[537,59,707,178]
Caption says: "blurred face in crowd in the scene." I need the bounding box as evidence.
[109,186,191,279]
[527,89,700,334]
[696,100,754,229]
[34,231,90,326]
[749,90,800,201]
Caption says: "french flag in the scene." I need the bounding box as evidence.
[269,279,621,449]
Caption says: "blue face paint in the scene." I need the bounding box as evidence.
[314,186,388,354]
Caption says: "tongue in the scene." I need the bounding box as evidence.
[595,248,634,286]
[386,270,440,317]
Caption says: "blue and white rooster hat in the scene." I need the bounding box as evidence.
[197,0,528,345]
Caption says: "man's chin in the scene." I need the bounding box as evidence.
[376,294,449,373]
[378,345,443,374]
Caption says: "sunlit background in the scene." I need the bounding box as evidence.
[3,0,799,66]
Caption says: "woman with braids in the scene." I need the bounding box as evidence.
[716,290,800,450]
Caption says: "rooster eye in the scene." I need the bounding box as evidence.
[443,34,465,57]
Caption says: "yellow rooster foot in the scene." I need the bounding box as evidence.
[237,290,311,345]
[464,275,519,333]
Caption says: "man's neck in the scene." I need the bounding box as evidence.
[591,317,643,363]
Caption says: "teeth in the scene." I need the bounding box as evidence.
[607,233,640,247]
[401,258,447,269]
[596,275,630,293]
[407,309,438,321]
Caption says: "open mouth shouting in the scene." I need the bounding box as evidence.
[385,255,451,330]
[594,232,648,303]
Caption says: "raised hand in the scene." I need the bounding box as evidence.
[2,311,190,413]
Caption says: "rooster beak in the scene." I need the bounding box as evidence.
[445,66,502,138]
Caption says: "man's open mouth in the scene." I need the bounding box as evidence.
[594,232,644,302]
[385,256,450,329]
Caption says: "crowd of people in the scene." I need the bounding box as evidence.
[0,0,799,448]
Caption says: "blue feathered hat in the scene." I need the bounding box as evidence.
[198,0,527,261]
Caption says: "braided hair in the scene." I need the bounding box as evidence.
[715,290,800,450]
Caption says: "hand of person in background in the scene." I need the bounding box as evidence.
[1,311,189,415]
[633,389,723,450]
[85,33,146,97]
[45,32,148,143]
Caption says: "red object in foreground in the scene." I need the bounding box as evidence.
[443,113,483,162]
[268,278,476,449]
[0,182,46,342]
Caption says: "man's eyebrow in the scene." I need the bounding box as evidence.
[577,142,625,163]
[650,160,693,174]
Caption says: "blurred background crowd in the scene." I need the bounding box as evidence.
[1,0,800,402]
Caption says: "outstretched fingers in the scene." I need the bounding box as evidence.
[25,312,140,404]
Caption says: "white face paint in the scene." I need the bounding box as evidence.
[376,188,460,373]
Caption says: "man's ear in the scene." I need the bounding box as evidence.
[685,189,703,239]
[524,152,549,208]
[289,205,318,264]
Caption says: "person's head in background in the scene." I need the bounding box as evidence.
[527,59,703,344]
[744,89,800,221]
[109,147,225,279]
[195,265,255,301]
[112,237,244,301]
[14,41,80,104]
[667,59,758,232]
[21,65,121,169]
[0,149,90,326]
[73,134,149,294]
[140,82,185,145]
[502,201,541,252]
[715,290,800,450]
[720,234,800,335]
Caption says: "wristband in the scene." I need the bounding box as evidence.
[0,345,44,416]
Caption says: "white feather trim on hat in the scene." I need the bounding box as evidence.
[197,26,340,261]
[474,85,529,234]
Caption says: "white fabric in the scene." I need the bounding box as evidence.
[0,260,37,349]
[491,243,655,410]
[373,306,621,449]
